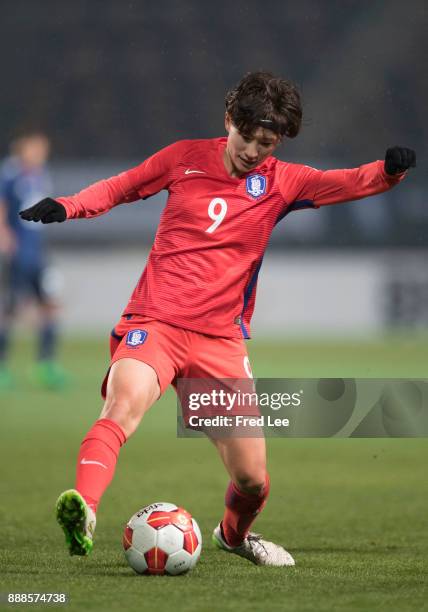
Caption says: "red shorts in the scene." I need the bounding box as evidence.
[101,315,254,398]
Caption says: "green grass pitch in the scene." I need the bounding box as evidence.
[1,337,427,611]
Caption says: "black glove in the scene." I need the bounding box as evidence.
[384,147,416,176]
[19,198,67,223]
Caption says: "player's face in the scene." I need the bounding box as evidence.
[15,135,50,169]
[224,114,281,177]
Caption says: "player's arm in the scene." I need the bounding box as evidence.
[19,141,186,224]
[0,198,16,255]
[287,147,416,210]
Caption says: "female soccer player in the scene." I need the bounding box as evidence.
[20,71,416,566]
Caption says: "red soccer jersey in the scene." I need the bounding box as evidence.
[57,137,405,338]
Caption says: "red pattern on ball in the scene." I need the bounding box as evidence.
[183,529,198,554]
[171,508,194,533]
[146,511,175,529]
[146,508,194,532]
[144,547,168,574]
[122,525,133,551]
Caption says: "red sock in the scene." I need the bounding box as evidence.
[75,418,127,512]
[221,474,270,547]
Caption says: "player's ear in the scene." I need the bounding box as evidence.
[224,112,231,133]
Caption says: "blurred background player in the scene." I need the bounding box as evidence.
[0,131,67,390]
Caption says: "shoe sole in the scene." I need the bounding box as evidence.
[56,490,93,556]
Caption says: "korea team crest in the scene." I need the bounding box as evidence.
[246,174,267,199]
[126,329,148,347]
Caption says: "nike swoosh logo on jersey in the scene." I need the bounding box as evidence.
[80,458,108,469]
[185,169,206,174]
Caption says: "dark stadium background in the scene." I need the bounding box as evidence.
[1,0,426,250]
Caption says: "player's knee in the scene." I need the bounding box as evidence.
[102,392,145,437]
[234,469,267,495]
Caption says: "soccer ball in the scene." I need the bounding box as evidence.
[123,502,202,575]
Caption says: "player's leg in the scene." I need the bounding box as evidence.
[210,434,291,566]
[211,434,268,546]
[57,358,160,556]
[31,265,68,389]
[79,357,161,506]
[212,434,270,534]
[57,318,186,556]
[183,334,294,566]
[213,434,268,520]
[0,307,14,389]
[0,258,19,389]
[183,335,270,537]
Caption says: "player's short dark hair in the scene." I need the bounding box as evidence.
[225,71,302,138]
